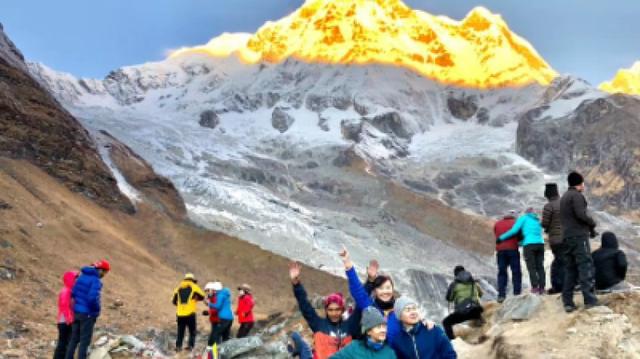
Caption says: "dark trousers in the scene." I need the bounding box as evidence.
[562,235,598,306]
[497,250,522,298]
[208,319,233,346]
[524,244,546,289]
[53,323,72,359]
[64,313,96,359]
[236,322,254,338]
[550,243,566,292]
[442,306,483,340]
[176,314,197,350]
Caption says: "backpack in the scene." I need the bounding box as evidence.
[454,282,482,315]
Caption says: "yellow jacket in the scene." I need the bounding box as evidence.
[172,280,205,317]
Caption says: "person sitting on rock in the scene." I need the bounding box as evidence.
[65,260,110,359]
[54,270,78,359]
[207,281,234,346]
[442,265,484,340]
[592,232,628,291]
[391,297,457,359]
[499,208,546,294]
[339,246,403,346]
[289,261,362,359]
[171,273,205,352]
[329,306,397,359]
[235,283,255,338]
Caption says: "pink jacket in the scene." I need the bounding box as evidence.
[57,271,78,324]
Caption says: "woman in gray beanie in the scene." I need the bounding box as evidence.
[330,306,397,358]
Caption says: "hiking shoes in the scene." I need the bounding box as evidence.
[497,296,505,304]
[564,305,577,313]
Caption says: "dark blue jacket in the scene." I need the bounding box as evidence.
[346,267,401,345]
[391,323,457,359]
[72,266,103,317]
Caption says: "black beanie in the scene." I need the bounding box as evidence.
[544,183,559,199]
[454,265,465,276]
[568,171,584,187]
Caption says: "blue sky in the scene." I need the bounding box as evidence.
[1,0,639,85]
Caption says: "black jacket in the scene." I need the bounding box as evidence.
[592,232,628,290]
[560,187,596,238]
[542,197,563,245]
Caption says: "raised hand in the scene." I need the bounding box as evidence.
[289,261,302,284]
[339,244,353,270]
[366,259,379,281]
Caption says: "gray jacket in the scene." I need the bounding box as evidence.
[560,187,596,238]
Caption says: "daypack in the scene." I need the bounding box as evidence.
[454,281,482,315]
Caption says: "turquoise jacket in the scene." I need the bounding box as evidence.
[499,213,544,246]
[330,340,397,359]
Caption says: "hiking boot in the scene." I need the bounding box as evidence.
[564,305,577,313]
[537,287,545,295]
[497,296,505,304]
[530,288,539,295]
[547,288,561,295]
[584,302,601,310]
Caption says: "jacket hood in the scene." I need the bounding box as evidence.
[455,270,474,283]
[525,212,539,220]
[80,266,99,277]
[601,232,619,249]
[62,270,78,288]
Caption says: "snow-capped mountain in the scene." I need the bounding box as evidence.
[26,0,640,318]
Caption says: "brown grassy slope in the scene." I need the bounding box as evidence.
[0,158,346,344]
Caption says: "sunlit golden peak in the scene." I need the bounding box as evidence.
[599,61,640,96]
[170,0,557,88]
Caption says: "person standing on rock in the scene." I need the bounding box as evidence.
[499,208,546,294]
[235,283,255,338]
[172,273,205,352]
[65,260,110,359]
[53,270,78,359]
[391,297,456,359]
[329,306,397,359]
[493,210,523,303]
[207,281,234,345]
[543,183,565,294]
[289,261,362,359]
[560,171,599,312]
[442,266,483,340]
[592,232,628,291]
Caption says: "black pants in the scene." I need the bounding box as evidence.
[442,306,483,339]
[176,314,197,350]
[562,235,598,306]
[64,313,96,359]
[53,323,72,359]
[208,319,233,346]
[496,250,522,298]
[236,322,254,338]
[550,243,566,292]
[524,244,546,289]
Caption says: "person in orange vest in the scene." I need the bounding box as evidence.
[172,273,205,352]
[235,283,255,338]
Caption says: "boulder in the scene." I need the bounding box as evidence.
[271,107,295,133]
[199,110,220,129]
[495,294,542,322]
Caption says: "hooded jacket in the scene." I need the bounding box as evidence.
[236,293,255,323]
[560,187,596,238]
[445,271,483,307]
[592,232,628,290]
[346,266,402,346]
[293,283,361,359]
[209,287,233,321]
[57,271,77,324]
[329,339,397,359]
[542,197,563,245]
[499,213,544,247]
[72,266,103,317]
[391,322,457,359]
[172,280,205,317]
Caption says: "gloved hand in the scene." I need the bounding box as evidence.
[202,310,209,316]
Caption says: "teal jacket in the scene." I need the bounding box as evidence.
[330,340,397,359]
[499,213,544,246]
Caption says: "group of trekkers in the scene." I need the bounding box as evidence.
[53,172,629,358]
[54,260,111,359]
[170,274,255,353]
[494,171,628,312]
[287,170,630,359]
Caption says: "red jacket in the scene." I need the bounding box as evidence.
[57,271,77,324]
[207,294,220,324]
[236,294,254,323]
[494,216,520,251]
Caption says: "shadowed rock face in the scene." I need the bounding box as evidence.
[199,110,220,129]
[271,107,295,133]
[517,94,640,213]
[0,25,133,213]
[447,96,478,120]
